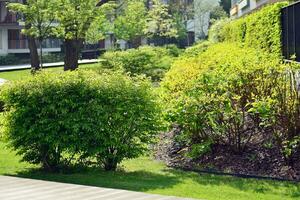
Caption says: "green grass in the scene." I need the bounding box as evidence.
[0,64,300,200]
[0,63,101,81]
[0,142,299,200]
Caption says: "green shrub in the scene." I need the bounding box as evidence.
[220,2,288,56]
[208,18,230,43]
[161,43,284,155]
[0,54,20,65]
[221,18,247,44]
[164,44,183,57]
[101,45,178,81]
[42,53,63,63]
[1,71,162,171]
[249,61,300,166]
[182,41,212,58]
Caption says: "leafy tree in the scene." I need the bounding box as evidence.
[210,5,228,20]
[9,0,58,69]
[144,0,178,39]
[114,0,147,47]
[194,0,219,39]
[85,7,113,44]
[168,0,194,45]
[55,0,112,70]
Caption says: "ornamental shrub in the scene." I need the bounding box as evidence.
[249,61,300,166]
[220,2,288,56]
[182,41,212,57]
[161,42,282,155]
[100,45,179,81]
[1,71,162,171]
[162,42,300,165]
[208,18,231,43]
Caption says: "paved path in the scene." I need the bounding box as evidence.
[0,59,101,72]
[0,176,195,200]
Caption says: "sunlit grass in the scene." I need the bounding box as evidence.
[0,141,299,200]
[0,63,102,81]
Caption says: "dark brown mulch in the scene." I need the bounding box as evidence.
[154,127,300,181]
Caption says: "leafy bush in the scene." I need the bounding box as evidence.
[164,44,183,57]
[0,54,20,65]
[208,18,230,43]
[1,71,162,171]
[220,2,288,56]
[161,43,300,163]
[182,41,212,57]
[249,61,300,166]
[100,45,179,81]
[42,53,63,63]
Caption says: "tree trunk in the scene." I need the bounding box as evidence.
[23,0,40,73]
[27,32,40,73]
[64,39,82,71]
[104,157,118,171]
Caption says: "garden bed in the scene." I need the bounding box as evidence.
[155,127,300,181]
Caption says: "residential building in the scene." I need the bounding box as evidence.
[0,0,61,55]
[230,0,285,18]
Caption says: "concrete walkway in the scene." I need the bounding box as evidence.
[0,176,195,200]
[0,59,101,72]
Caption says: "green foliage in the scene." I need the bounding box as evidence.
[0,54,21,66]
[182,41,212,57]
[221,18,247,43]
[161,42,300,162]
[1,71,162,171]
[249,61,300,165]
[210,5,228,20]
[101,46,179,81]
[144,0,178,38]
[209,18,230,43]
[8,0,58,39]
[42,53,63,63]
[56,0,106,40]
[220,2,288,56]
[164,44,183,57]
[187,140,213,158]
[114,0,147,41]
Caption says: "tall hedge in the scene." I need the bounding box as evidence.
[221,2,288,57]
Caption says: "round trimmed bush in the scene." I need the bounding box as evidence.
[1,71,162,171]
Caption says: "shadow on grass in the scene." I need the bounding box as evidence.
[6,168,181,193]
[4,165,300,199]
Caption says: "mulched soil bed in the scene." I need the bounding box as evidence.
[154,126,300,181]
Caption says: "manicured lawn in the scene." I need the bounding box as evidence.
[0,142,299,200]
[0,64,299,200]
[0,63,101,81]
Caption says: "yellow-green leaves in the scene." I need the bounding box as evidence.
[221,2,289,57]
[1,71,162,171]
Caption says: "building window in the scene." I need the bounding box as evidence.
[8,29,27,49]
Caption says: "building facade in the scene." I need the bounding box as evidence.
[0,0,62,55]
[230,0,284,18]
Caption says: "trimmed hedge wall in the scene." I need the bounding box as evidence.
[221,2,288,57]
